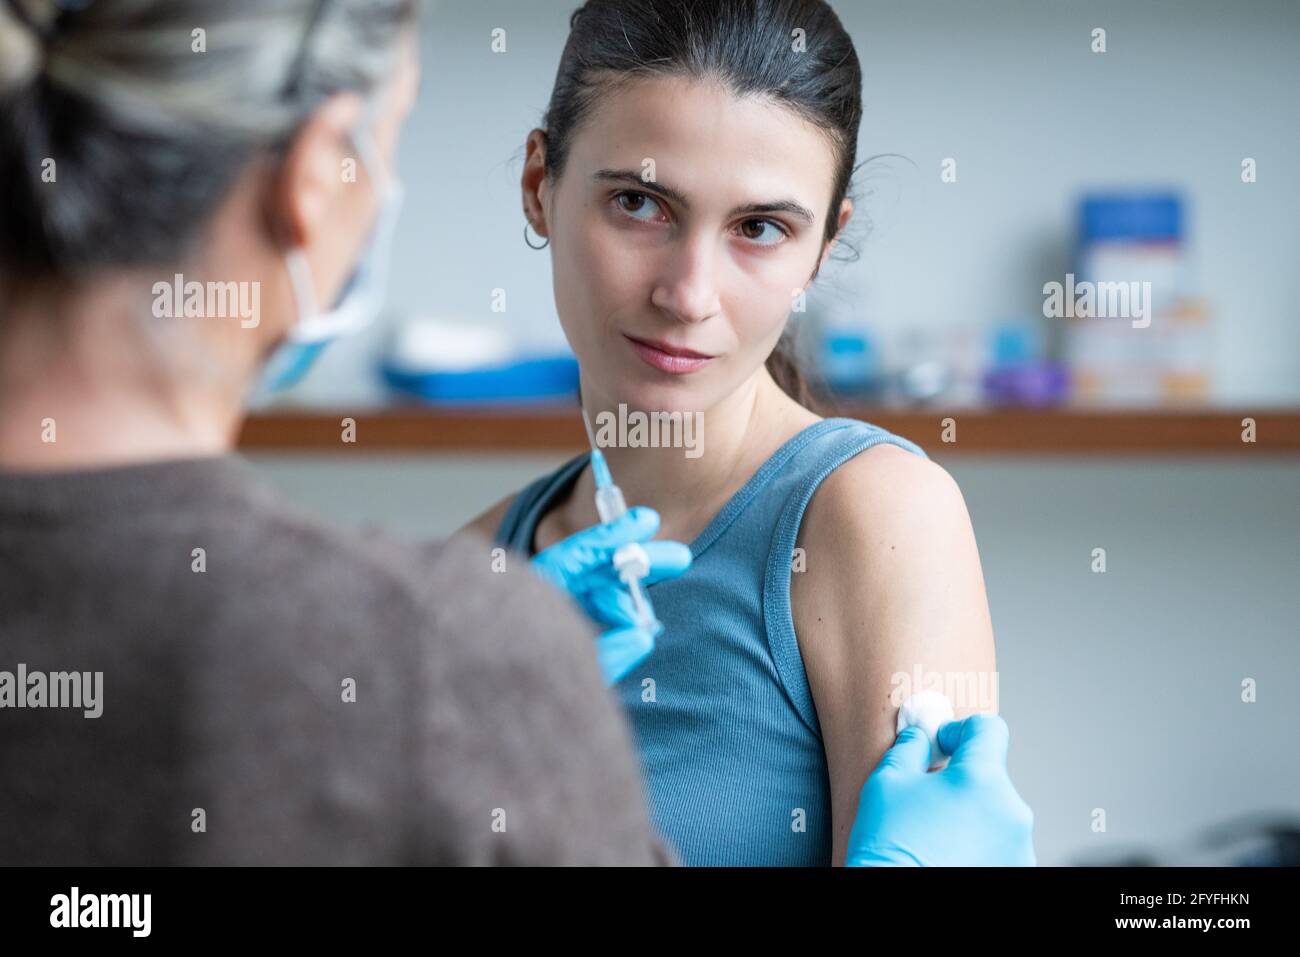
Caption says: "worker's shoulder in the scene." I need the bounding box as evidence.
[216,486,431,594]
[174,472,463,639]
[187,464,592,665]
[233,484,587,649]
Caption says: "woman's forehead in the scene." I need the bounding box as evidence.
[566,74,839,213]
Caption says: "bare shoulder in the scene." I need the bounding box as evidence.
[455,493,518,544]
[791,437,990,663]
[800,441,969,561]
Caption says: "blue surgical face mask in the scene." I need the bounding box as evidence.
[256,122,405,396]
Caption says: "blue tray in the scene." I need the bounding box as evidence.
[381,355,580,404]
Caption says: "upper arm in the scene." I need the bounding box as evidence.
[790,444,997,866]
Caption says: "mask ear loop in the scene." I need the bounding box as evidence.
[350,69,402,197]
[283,247,321,335]
[351,124,388,193]
[278,80,402,344]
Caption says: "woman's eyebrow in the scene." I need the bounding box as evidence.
[593,169,816,225]
[731,199,816,226]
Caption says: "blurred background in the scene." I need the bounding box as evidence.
[243,0,1300,865]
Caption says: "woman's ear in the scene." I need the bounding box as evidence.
[521,128,550,238]
[812,197,854,280]
[269,92,366,249]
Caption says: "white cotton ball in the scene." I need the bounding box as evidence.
[895,689,956,770]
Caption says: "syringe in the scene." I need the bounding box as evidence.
[583,410,659,632]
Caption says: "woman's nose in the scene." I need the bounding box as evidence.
[649,235,722,324]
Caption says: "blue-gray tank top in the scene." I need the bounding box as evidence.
[494,417,929,866]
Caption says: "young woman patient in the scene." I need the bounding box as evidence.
[462,0,997,866]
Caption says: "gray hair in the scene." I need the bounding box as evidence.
[0,0,415,282]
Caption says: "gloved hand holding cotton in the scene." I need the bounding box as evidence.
[895,689,956,770]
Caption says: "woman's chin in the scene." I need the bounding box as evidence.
[603,378,713,416]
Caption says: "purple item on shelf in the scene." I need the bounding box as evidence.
[982,362,1071,406]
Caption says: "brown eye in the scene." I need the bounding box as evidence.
[614,191,663,221]
[738,218,787,246]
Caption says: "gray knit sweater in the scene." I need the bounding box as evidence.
[0,456,674,865]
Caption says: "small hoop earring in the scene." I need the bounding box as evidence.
[523,222,549,249]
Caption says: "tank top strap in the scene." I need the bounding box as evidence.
[494,451,590,555]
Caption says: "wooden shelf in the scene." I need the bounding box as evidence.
[237,406,1300,454]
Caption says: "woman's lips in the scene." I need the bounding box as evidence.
[624,334,717,375]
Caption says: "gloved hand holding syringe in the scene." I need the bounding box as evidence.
[528,408,685,684]
[579,405,660,634]
[586,434,660,633]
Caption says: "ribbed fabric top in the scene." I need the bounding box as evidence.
[495,417,929,866]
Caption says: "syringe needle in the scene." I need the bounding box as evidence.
[580,407,662,633]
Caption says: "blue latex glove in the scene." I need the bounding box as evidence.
[846,713,1036,866]
[530,506,692,685]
